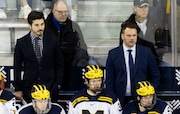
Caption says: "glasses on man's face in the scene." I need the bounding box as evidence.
[55,10,68,15]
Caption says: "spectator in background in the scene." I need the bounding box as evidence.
[18,0,32,19]
[45,0,89,91]
[59,0,78,21]
[150,0,180,51]
[14,11,63,103]
[122,0,171,66]
[122,81,173,114]
[68,65,122,114]
[106,22,160,107]
[18,0,52,19]
[149,0,179,29]
[0,0,7,19]
[17,84,66,114]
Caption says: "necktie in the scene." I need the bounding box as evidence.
[128,50,134,78]
[34,37,41,63]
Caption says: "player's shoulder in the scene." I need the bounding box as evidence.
[70,89,87,101]
[123,100,137,112]
[50,103,65,113]
[0,89,14,102]
[98,89,119,103]
[156,99,168,107]
[16,103,34,114]
[51,103,64,109]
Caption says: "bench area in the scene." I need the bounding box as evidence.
[1,66,180,112]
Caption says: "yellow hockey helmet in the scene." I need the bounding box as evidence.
[84,65,103,79]
[31,84,50,100]
[136,81,155,96]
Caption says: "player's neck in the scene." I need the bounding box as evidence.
[87,89,97,96]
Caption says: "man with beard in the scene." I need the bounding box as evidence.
[68,65,122,114]
[13,11,63,103]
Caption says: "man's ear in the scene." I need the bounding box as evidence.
[52,9,55,14]
[133,6,137,12]
[121,34,124,41]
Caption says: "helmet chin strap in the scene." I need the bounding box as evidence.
[91,88,102,95]
[87,87,102,95]
[139,103,153,110]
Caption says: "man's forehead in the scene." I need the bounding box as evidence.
[124,28,137,33]
[55,3,68,10]
[32,19,44,24]
[141,94,153,98]
[89,78,102,81]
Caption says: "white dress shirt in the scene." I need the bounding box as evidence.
[123,44,136,96]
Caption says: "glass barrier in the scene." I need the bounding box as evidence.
[0,0,179,67]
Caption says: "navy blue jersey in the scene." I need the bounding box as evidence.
[0,89,14,103]
[0,89,17,113]
[122,99,172,114]
[17,102,65,114]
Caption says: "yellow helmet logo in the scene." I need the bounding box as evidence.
[136,81,155,96]
[31,84,50,100]
[84,65,103,79]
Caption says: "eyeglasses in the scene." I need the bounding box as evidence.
[55,10,68,15]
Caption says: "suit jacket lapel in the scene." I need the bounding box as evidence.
[41,33,49,63]
[119,46,126,72]
[134,45,140,74]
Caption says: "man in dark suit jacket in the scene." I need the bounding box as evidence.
[13,11,64,103]
[106,22,160,107]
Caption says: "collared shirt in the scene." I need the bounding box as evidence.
[136,19,147,36]
[30,32,43,57]
[123,44,136,96]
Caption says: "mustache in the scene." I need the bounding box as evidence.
[38,30,44,32]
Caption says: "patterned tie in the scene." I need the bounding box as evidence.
[34,37,41,63]
[128,50,134,78]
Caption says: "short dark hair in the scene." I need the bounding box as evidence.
[27,11,45,25]
[120,22,138,34]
